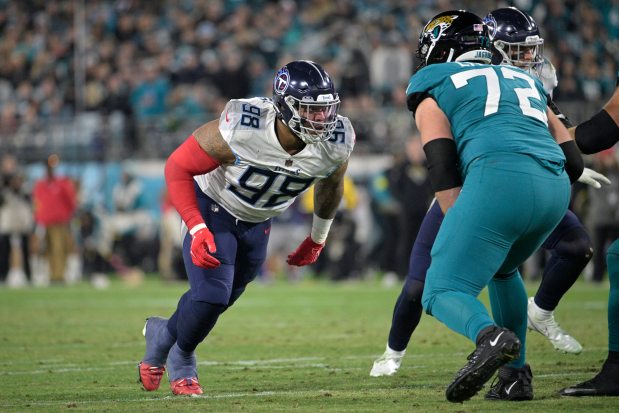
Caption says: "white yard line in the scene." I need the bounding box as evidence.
[0,389,344,408]
[1,348,609,376]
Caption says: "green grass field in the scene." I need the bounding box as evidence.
[1,276,618,412]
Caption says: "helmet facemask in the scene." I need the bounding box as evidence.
[494,35,544,74]
[272,60,340,144]
[283,94,340,144]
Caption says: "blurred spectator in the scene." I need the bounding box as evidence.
[368,161,401,282]
[0,169,33,286]
[212,45,250,100]
[388,135,434,279]
[101,73,136,154]
[130,59,170,120]
[158,187,184,282]
[77,209,111,289]
[99,169,156,281]
[338,47,371,99]
[369,30,412,104]
[0,0,614,158]
[32,154,77,283]
[368,136,433,284]
[0,0,616,285]
[586,149,619,282]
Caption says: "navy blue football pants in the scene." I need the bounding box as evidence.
[166,186,271,352]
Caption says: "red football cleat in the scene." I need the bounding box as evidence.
[138,361,166,391]
[170,377,203,396]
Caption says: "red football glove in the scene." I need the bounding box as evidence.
[286,236,325,266]
[189,225,221,269]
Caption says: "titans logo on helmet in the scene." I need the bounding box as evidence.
[274,67,290,95]
[483,15,498,40]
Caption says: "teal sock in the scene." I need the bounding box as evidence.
[607,239,619,352]
[424,290,494,343]
[488,271,527,368]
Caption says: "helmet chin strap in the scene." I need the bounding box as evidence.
[425,40,438,65]
[446,48,455,62]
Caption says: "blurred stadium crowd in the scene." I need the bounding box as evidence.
[0,0,618,157]
[1,0,619,286]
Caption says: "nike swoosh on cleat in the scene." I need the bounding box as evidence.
[505,381,518,395]
[489,332,504,347]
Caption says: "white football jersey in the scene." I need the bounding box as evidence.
[537,57,558,97]
[195,97,355,223]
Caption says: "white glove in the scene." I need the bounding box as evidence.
[577,167,611,189]
[537,57,558,97]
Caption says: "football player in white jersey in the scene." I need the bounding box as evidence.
[137,60,355,395]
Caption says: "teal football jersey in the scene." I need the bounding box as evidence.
[406,62,565,175]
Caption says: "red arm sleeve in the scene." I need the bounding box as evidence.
[164,135,220,230]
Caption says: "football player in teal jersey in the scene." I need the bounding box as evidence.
[406,10,585,403]
[370,9,612,399]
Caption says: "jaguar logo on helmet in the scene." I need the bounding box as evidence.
[425,15,459,40]
[274,67,290,95]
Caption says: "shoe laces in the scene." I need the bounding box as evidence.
[140,362,164,375]
[176,378,200,389]
[489,366,532,392]
[375,346,404,361]
[488,374,501,391]
[535,313,567,337]
[517,367,533,392]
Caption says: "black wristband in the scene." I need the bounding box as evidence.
[423,138,462,192]
[559,140,584,184]
[575,110,619,154]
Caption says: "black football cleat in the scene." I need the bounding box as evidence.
[485,364,533,401]
[446,327,521,403]
[560,361,619,397]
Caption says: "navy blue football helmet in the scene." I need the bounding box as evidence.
[272,60,340,144]
[416,10,492,69]
[483,7,544,70]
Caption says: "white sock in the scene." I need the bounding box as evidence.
[530,298,553,318]
[386,344,406,356]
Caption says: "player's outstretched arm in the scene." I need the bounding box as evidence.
[572,86,619,154]
[164,121,236,269]
[547,99,611,188]
[286,160,348,267]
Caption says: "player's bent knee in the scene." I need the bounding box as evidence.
[402,279,425,305]
[493,269,518,280]
[189,299,227,320]
[557,227,593,263]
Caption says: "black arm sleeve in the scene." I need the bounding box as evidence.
[422,138,462,192]
[559,140,584,184]
[406,92,432,116]
[575,110,619,154]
